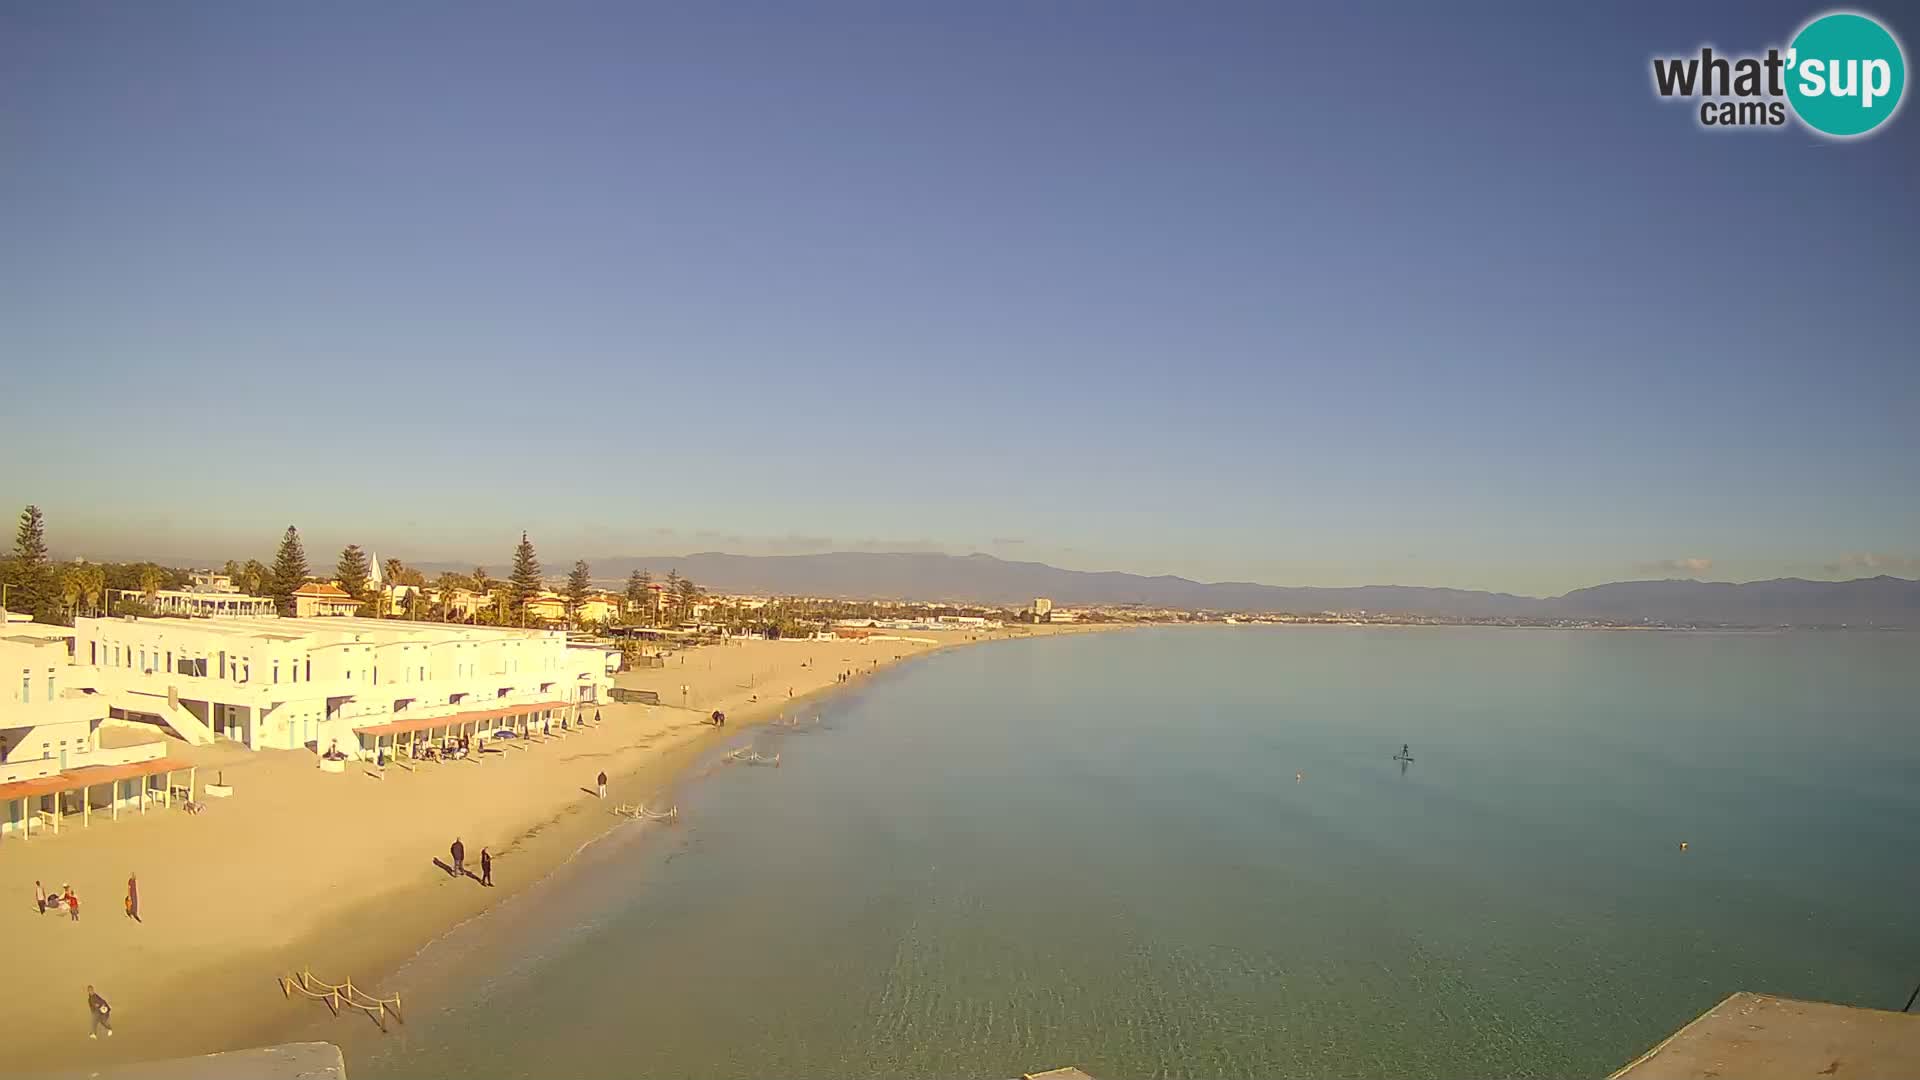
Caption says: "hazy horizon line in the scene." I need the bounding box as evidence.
[27,542,1916,603]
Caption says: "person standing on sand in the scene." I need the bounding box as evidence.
[451,837,465,877]
[87,985,112,1039]
[66,886,80,922]
[597,771,608,799]
[480,847,493,887]
[125,874,139,923]
[36,880,47,915]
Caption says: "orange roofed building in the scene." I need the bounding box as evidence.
[292,582,361,618]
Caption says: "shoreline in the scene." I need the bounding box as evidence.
[5,625,1121,1077]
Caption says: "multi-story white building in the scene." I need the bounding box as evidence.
[3,618,179,838]
[3,622,101,780]
[71,615,617,755]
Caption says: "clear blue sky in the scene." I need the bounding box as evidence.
[2,1,1915,595]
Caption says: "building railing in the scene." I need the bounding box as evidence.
[82,741,167,769]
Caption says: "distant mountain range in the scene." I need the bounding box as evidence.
[419,551,1918,627]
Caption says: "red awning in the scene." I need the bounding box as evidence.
[353,700,569,739]
[0,756,190,802]
[0,773,73,803]
[61,757,192,788]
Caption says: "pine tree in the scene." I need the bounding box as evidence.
[8,505,52,619]
[663,569,681,623]
[566,560,593,617]
[270,526,309,614]
[624,569,648,619]
[676,575,699,623]
[337,544,372,603]
[509,532,542,623]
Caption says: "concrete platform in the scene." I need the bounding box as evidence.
[37,1041,345,1080]
[1611,992,1920,1079]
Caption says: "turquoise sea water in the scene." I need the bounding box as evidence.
[352,628,1920,1079]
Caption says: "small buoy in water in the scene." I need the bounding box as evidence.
[1296,771,1304,783]
[1679,841,1689,851]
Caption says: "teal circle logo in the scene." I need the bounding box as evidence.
[1786,12,1906,136]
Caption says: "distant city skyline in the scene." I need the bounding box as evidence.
[3,1,1915,596]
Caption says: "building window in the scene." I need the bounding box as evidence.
[20,670,28,704]
[274,661,280,684]
[306,659,312,681]
[48,670,56,699]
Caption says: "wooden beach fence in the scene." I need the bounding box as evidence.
[280,966,404,1032]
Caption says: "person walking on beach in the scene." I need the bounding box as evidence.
[65,886,79,922]
[450,837,465,877]
[480,847,493,887]
[36,880,47,916]
[597,771,608,799]
[125,873,139,923]
[86,985,112,1039]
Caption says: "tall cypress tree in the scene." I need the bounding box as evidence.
[337,544,372,603]
[509,532,542,622]
[676,575,699,622]
[566,559,593,617]
[270,525,309,614]
[8,504,52,620]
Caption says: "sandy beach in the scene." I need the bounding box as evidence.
[3,625,1108,1076]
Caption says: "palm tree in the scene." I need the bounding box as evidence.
[239,559,269,596]
[434,572,466,622]
[80,564,104,617]
[139,564,163,601]
[384,557,405,586]
[59,564,85,622]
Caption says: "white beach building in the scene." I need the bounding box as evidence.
[1,619,181,839]
[70,615,618,755]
